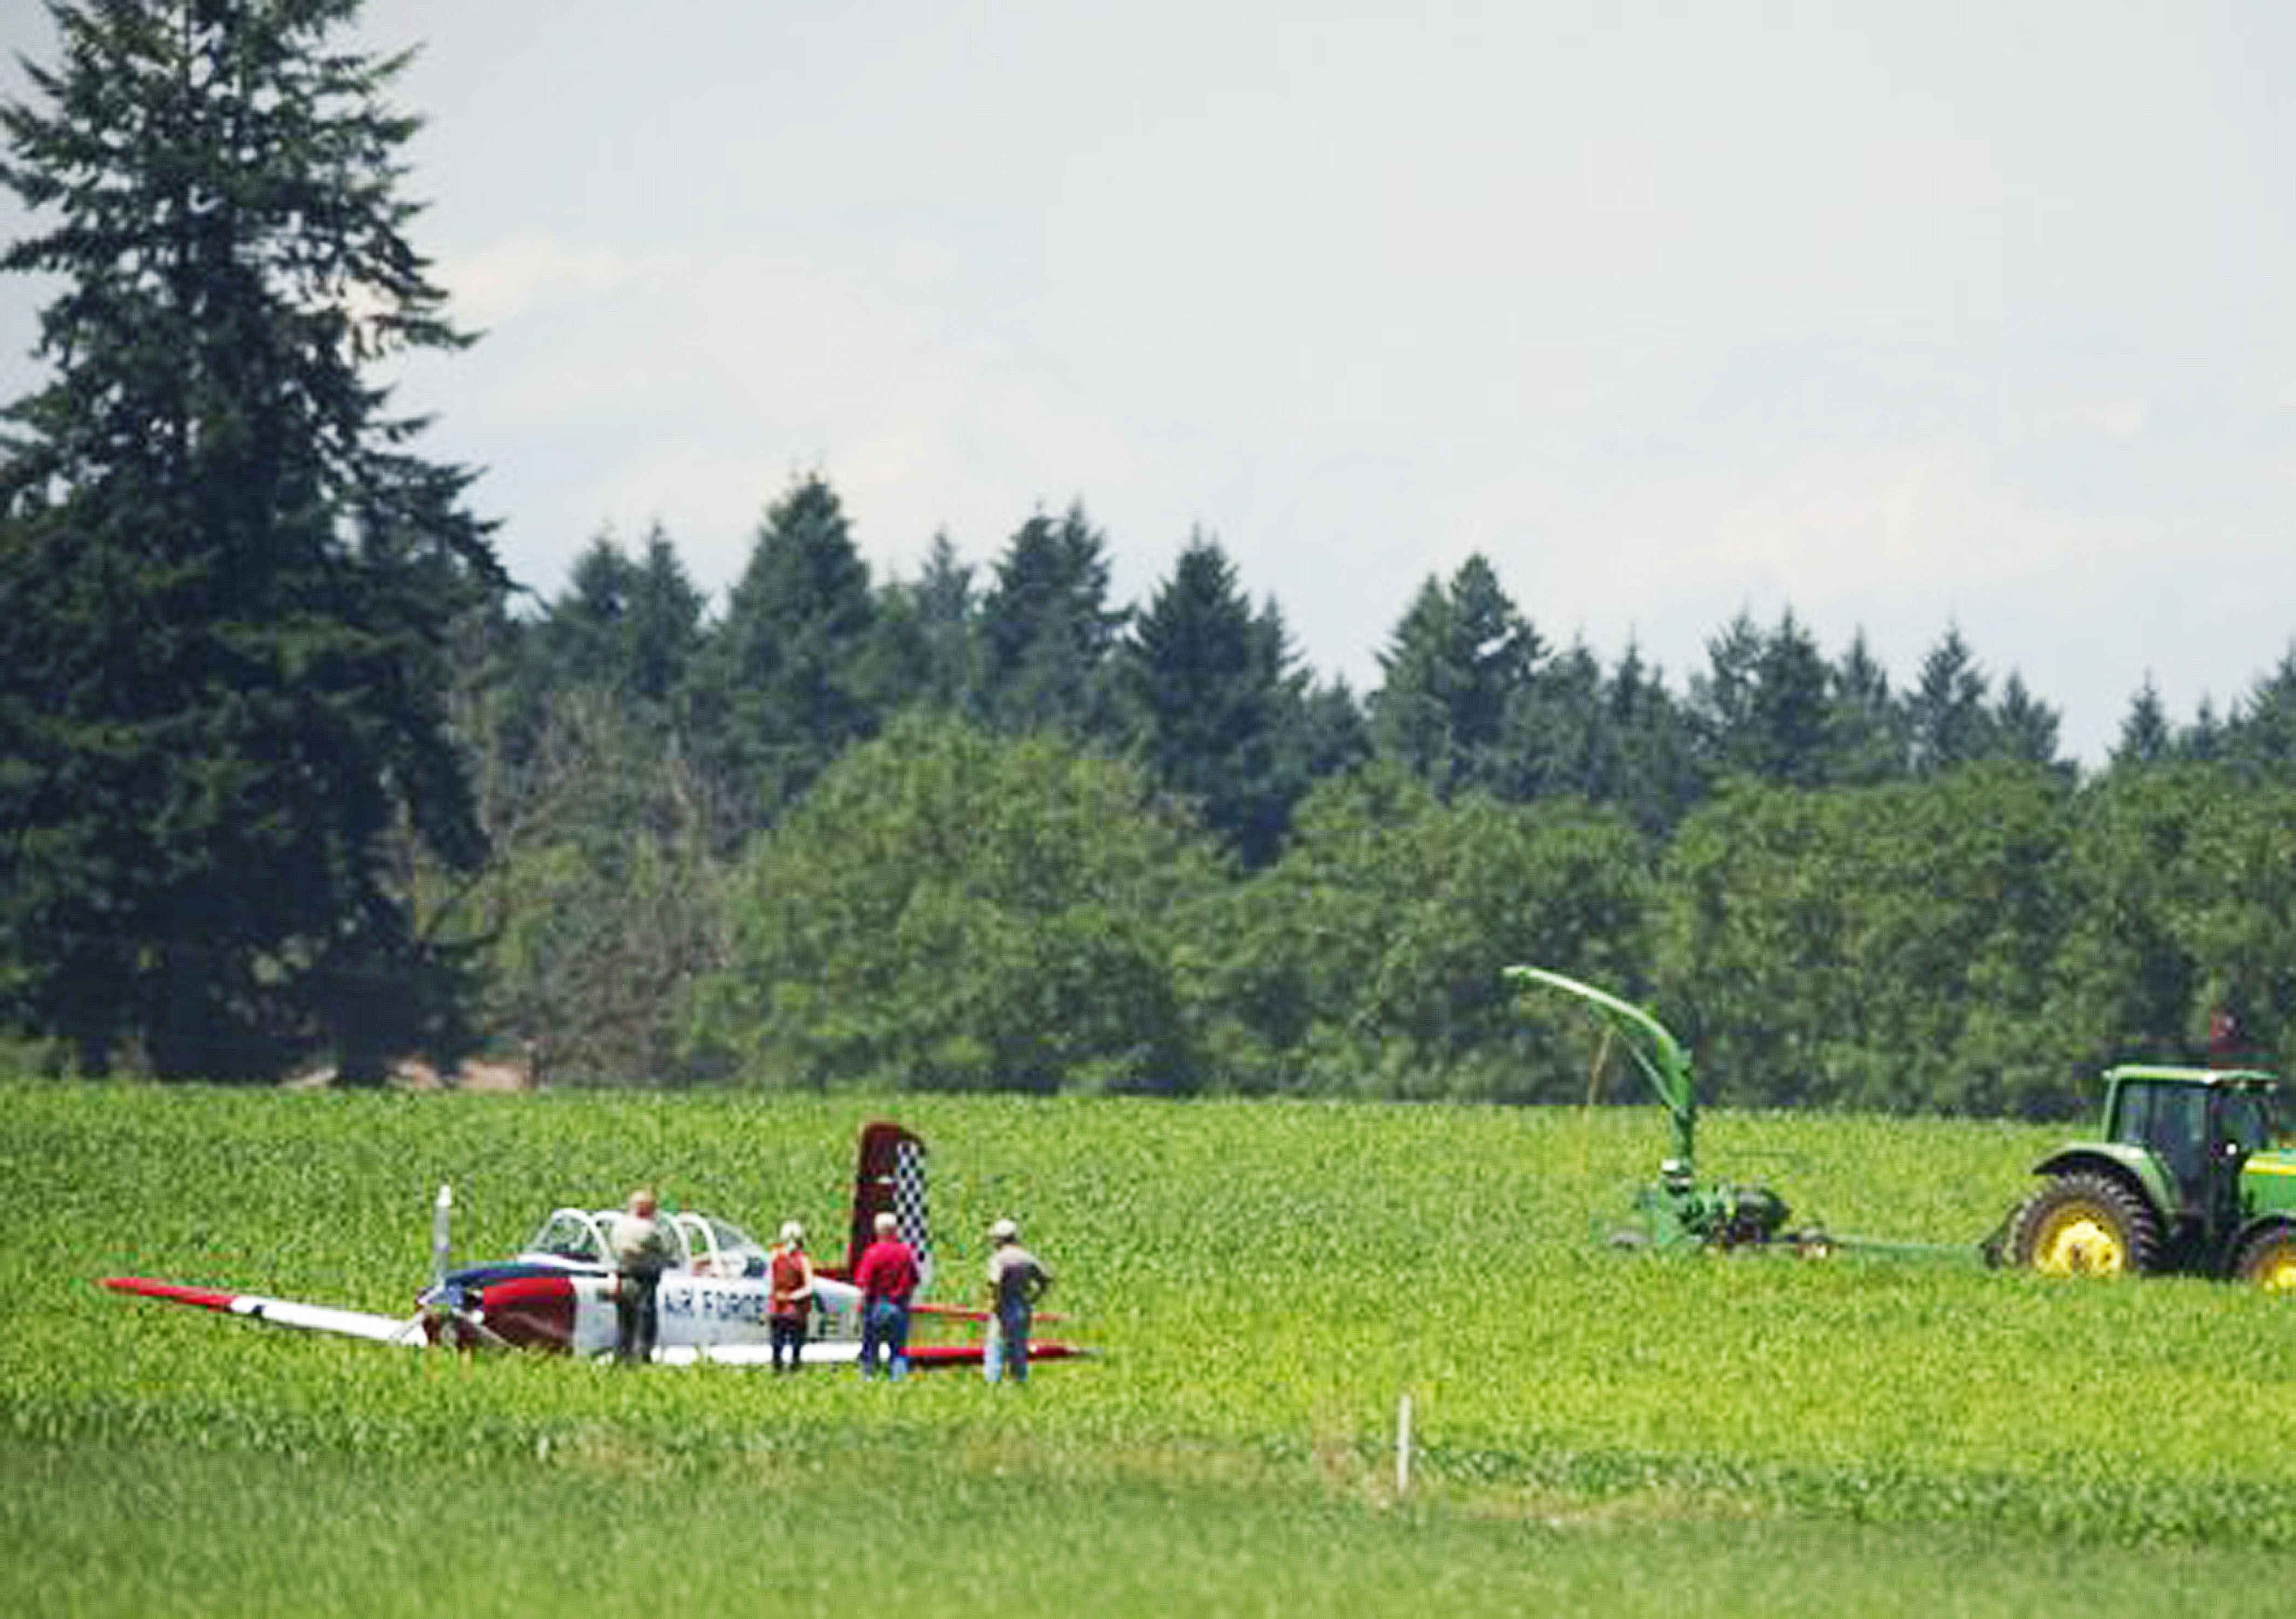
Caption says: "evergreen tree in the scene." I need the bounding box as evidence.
[1906,624,1995,776]
[1370,554,1541,797]
[1117,532,1309,867]
[975,501,1128,739]
[1605,643,1706,833]
[0,0,502,1078]
[1826,630,1906,786]
[2185,697,2225,764]
[686,474,880,837]
[2111,675,2175,769]
[540,525,705,711]
[1297,674,1373,783]
[1690,609,1843,786]
[1746,609,1831,786]
[2218,646,2296,785]
[1685,610,1766,779]
[872,530,977,717]
[1499,640,1607,801]
[620,527,710,709]
[1992,671,2065,771]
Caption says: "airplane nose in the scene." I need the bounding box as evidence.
[471,1274,577,1353]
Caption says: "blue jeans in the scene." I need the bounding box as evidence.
[984,1303,1030,1384]
[860,1298,909,1379]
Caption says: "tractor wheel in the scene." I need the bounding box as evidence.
[2233,1225,2296,1291]
[2007,1171,2162,1278]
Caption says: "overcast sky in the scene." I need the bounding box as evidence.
[6,1,2296,761]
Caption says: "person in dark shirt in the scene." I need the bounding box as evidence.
[853,1211,919,1380]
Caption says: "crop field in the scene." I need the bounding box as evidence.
[7,1083,2296,1615]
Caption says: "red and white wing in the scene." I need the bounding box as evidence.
[102,1276,427,1346]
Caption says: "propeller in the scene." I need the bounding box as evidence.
[419,1287,517,1351]
[430,1184,453,1293]
[392,1182,512,1351]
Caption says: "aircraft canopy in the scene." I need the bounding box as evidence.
[520,1208,772,1278]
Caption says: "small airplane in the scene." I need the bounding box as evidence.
[103,1120,1081,1371]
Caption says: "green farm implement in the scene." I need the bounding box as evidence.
[1992,1064,2296,1288]
[1503,966,1835,1255]
[1510,965,2296,1290]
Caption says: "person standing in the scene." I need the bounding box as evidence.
[768,1220,815,1373]
[611,1188,672,1365]
[982,1217,1053,1386]
[853,1211,919,1380]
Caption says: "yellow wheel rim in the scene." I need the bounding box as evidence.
[2032,1207,2127,1276]
[2248,1246,2296,1291]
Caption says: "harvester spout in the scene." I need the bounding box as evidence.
[1504,965,1698,1173]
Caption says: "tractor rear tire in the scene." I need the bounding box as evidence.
[2007,1171,2162,1278]
[2233,1225,2296,1291]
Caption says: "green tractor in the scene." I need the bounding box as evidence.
[1996,1065,2296,1288]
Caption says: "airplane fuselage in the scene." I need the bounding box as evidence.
[427,1259,863,1361]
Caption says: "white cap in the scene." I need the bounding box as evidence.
[989,1217,1019,1242]
[779,1221,804,1244]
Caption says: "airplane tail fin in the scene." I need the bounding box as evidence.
[844,1121,933,1292]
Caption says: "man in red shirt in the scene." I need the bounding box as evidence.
[853,1211,919,1380]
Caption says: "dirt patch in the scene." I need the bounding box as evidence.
[284,1056,534,1092]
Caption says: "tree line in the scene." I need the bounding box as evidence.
[446,485,2296,1118]
[5,2,2294,1117]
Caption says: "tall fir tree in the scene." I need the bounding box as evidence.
[1992,670,2065,771]
[1906,624,1995,776]
[1746,609,1832,786]
[1685,610,1766,779]
[872,530,978,717]
[1370,554,1541,798]
[1117,531,1310,868]
[1497,639,1607,802]
[686,474,880,839]
[1297,674,1373,784]
[0,0,502,1078]
[2110,674,2175,769]
[2219,646,2296,785]
[975,501,1128,739]
[540,525,705,712]
[1826,630,1907,786]
[1604,641,1707,832]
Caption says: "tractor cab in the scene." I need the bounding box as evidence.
[2102,1066,2280,1230]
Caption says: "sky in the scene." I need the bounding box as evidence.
[5,1,2296,761]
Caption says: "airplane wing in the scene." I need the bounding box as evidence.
[102,1276,427,1346]
[911,1301,1069,1325]
[105,1276,1087,1367]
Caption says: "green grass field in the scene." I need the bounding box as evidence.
[8,1084,2296,1615]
